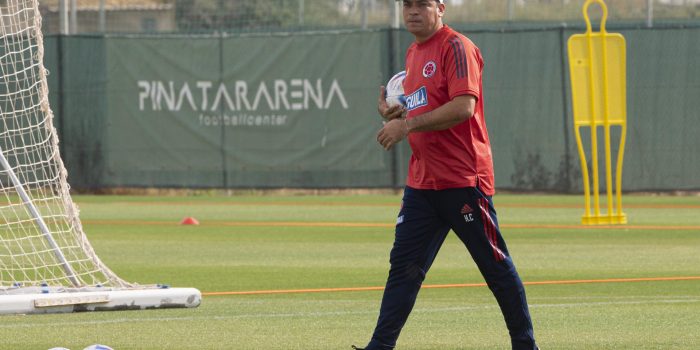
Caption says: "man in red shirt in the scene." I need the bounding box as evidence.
[354,1,539,349]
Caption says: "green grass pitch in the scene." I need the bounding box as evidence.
[1,193,699,349]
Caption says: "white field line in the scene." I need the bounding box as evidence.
[0,297,699,329]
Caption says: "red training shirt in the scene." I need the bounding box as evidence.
[403,25,495,195]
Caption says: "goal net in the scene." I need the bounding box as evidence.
[0,0,199,314]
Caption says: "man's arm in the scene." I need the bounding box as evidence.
[376,94,476,150]
[406,94,475,132]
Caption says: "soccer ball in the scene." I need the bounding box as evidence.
[82,345,113,350]
[384,70,406,108]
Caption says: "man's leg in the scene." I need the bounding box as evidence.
[438,188,538,350]
[364,187,450,350]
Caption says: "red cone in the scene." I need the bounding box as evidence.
[180,217,200,225]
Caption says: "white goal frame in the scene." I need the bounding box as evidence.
[0,0,200,314]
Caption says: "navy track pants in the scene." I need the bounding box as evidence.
[365,186,538,350]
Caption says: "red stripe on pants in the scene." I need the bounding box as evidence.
[479,198,505,262]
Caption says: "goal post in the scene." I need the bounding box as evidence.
[0,1,200,314]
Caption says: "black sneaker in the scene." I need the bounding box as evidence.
[351,346,365,350]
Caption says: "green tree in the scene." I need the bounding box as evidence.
[174,0,349,32]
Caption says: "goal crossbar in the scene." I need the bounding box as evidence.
[0,288,201,314]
